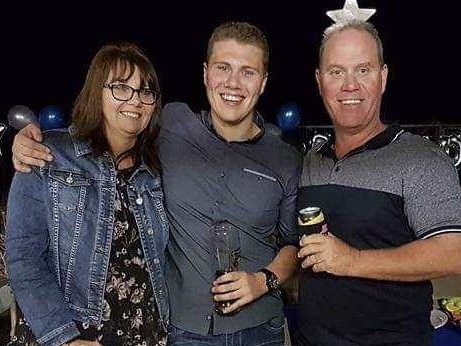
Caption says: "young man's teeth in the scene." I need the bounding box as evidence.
[222,94,240,102]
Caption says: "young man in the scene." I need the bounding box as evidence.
[296,4,461,346]
[11,22,301,345]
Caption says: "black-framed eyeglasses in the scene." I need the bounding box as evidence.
[103,83,158,105]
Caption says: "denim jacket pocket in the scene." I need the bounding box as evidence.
[48,168,94,215]
[49,169,91,187]
[49,167,91,193]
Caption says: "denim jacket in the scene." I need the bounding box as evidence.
[6,127,169,346]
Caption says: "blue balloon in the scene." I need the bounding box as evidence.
[276,103,301,132]
[39,105,66,130]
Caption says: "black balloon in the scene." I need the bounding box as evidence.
[7,105,37,130]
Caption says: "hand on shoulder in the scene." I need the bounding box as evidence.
[12,122,53,172]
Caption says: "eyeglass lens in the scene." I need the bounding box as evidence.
[109,84,156,105]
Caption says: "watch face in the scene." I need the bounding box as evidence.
[269,275,280,290]
[260,269,280,291]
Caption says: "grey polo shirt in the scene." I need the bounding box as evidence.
[157,102,301,335]
[297,124,461,345]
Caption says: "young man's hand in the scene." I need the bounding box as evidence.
[12,123,53,172]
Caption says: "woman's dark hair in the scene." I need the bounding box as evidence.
[72,42,162,170]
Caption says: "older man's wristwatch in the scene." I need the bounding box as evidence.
[258,268,281,293]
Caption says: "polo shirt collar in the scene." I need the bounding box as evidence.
[322,122,403,158]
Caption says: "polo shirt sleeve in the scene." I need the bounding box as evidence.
[404,144,461,239]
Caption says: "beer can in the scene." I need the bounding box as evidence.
[298,206,328,236]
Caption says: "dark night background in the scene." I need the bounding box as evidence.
[1,0,461,195]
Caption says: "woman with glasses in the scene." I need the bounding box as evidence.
[6,42,169,346]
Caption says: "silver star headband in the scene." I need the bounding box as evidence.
[326,0,376,24]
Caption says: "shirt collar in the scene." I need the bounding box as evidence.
[200,110,265,144]
[321,122,403,158]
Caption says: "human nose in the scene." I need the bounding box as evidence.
[341,72,360,91]
[224,70,240,88]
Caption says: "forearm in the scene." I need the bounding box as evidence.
[266,245,299,283]
[350,234,461,281]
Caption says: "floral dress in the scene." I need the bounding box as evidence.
[9,168,166,346]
